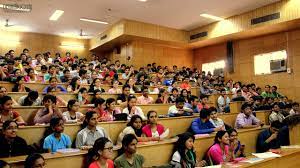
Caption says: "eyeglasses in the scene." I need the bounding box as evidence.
[104,147,113,151]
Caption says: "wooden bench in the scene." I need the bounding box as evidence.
[230,101,244,113]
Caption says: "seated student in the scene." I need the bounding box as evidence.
[114,134,145,168]
[60,69,72,83]
[137,86,154,105]
[34,95,63,124]
[168,97,193,117]
[0,86,18,105]
[191,108,223,134]
[18,90,42,106]
[256,120,282,153]
[92,98,112,122]
[116,84,131,107]
[0,120,28,157]
[142,111,169,139]
[279,96,292,109]
[108,80,122,94]
[231,89,246,102]
[12,76,31,92]
[78,87,90,105]
[235,103,262,129]
[90,89,102,104]
[152,80,164,94]
[46,87,67,106]
[62,99,84,123]
[43,117,71,152]
[252,96,265,111]
[184,95,200,113]
[217,89,230,113]
[105,98,121,120]
[67,77,82,93]
[198,94,210,111]
[76,111,110,149]
[170,132,207,168]
[168,88,179,104]
[42,77,67,93]
[289,102,299,115]
[206,131,234,165]
[180,76,191,91]
[180,89,190,103]
[0,96,25,125]
[209,107,225,128]
[228,129,245,158]
[269,103,286,124]
[24,153,46,168]
[123,95,146,121]
[155,88,169,104]
[88,78,105,93]
[87,137,114,168]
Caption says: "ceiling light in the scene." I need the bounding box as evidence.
[80,18,108,25]
[60,42,84,49]
[0,4,31,12]
[138,0,148,2]
[200,14,224,21]
[49,10,64,21]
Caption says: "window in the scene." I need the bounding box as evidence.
[202,60,225,75]
[254,50,287,75]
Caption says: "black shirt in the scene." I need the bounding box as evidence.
[0,134,28,157]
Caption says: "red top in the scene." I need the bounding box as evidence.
[0,111,20,123]
[89,160,114,168]
[142,124,165,137]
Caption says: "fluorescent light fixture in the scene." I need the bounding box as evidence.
[0,4,31,12]
[200,14,224,21]
[49,10,64,21]
[60,42,84,49]
[80,18,108,25]
[138,0,148,2]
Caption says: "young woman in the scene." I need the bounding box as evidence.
[171,132,207,168]
[155,88,169,104]
[24,153,46,168]
[78,87,90,105]
[67,77,82,93]
[105,98,121,121]
[0,120,28,157]
[0,96,25,125]
[63,99,84,123]
[87,137,114,168]
[92,98,111,122]
[180,89,189,103]
[102,74,112,85]
[107,80,122,94]
[12,76,31,92]
[42,77,67,93]
[89,78,105,93]
[24,68,40,83]
[91,89,102,104]
[152,81,163,94]
[122,95,146,121]
[207,131,234,165]
[76,111,110,149]
[46,87,67,106]
[142,111,169,140]
[227,129,245,158]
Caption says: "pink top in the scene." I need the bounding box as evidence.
[207,143,229,165]
[142,124,165,137]
[137,95,154,105]
[89,160,114,168]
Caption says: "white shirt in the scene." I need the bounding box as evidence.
[122,106,146,120]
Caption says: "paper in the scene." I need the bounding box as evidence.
[56,148,80,154]
[281,145,300,149]
[252,152,281,159]
[241,157,264,163]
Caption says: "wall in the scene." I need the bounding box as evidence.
[193,28,300,102]
[0,30,90,58]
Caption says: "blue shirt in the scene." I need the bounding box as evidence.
[43,85,67,93]
[256,128,280,153]
[184,103,200,113]
[191,118,215,134]
[43,133,71,152]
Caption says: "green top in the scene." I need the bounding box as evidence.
[114,153,145,168]
[261,91,273,98]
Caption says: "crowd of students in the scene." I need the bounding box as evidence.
[0,49,299,168]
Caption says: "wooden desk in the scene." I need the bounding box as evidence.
[230,101,244,113]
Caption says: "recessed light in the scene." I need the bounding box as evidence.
[138,0,147,2]
[80,18,108,25]
[200,14,224,21]
[49,10,64,21]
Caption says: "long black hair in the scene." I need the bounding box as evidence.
[127,115,143,137]
[81,111,97,130]
[172,132,196,166]
[24,153,45,168]
[86,137,111,167]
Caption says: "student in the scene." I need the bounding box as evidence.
[0,120,28,157]
[191,108,223,134]
[43,77,67,93]
[12,76,31,92]
[105,98,121,121]
[121,66,133,79]
[209,107,225,128]
[108,80,122,94]
[76,111,110,149]
[207,131,234,165]
[171,132,207,168]
[261,85,272,98]
[235,103,262,129]
[91,89,102,104]
[168,97,193,117]
[180,89,190,103]
[184,95,200,113]
[62,99,84,123]
[269,103,285,124]
[60,69,72,83]
[18,90,41,106]
[137,86,154,105]
[89,78,105,93]
[0,96,25,125]
[231,89,246,102]
[87,137,114,168]
[68,77,82,93]
[227,129,245,158]
[289,102,299,115]
[93,98,112,122]
[116,84,131,106]
[142,111,169,139]
[123,95,146,121]
[155,88,169,104]
[24,153,46,168]
[217,89,230,113]
[34,95,63,124]
[46,87,67,106]
[271,86,282,98]
[180,76,191,91]
[78,87,90,105]
[114,134,145,168]
[198,94,209,111]
[43,117,71,152]
[256,120,282,153]
[168,88,179,104]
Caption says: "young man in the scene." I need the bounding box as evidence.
[235,103,262,129]
[231,89,246,102]
[117,84,131,106]
[269,103,285,124]
[18,91,41,106]
[198,94,210,111]
[184,95,200,113]
[168,97,193,117]
[289,102,299,115]
[190,108,224,134]
[114,134,145,168]
[136,86,154,105]
[261,85,272,98]
[256,120,281,153]
[209,107,225,128]
[217,89,230,113]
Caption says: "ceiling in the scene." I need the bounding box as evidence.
[0,0,280,39]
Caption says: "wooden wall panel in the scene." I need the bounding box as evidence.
[193,28,300,102]
[0,30,90,58]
